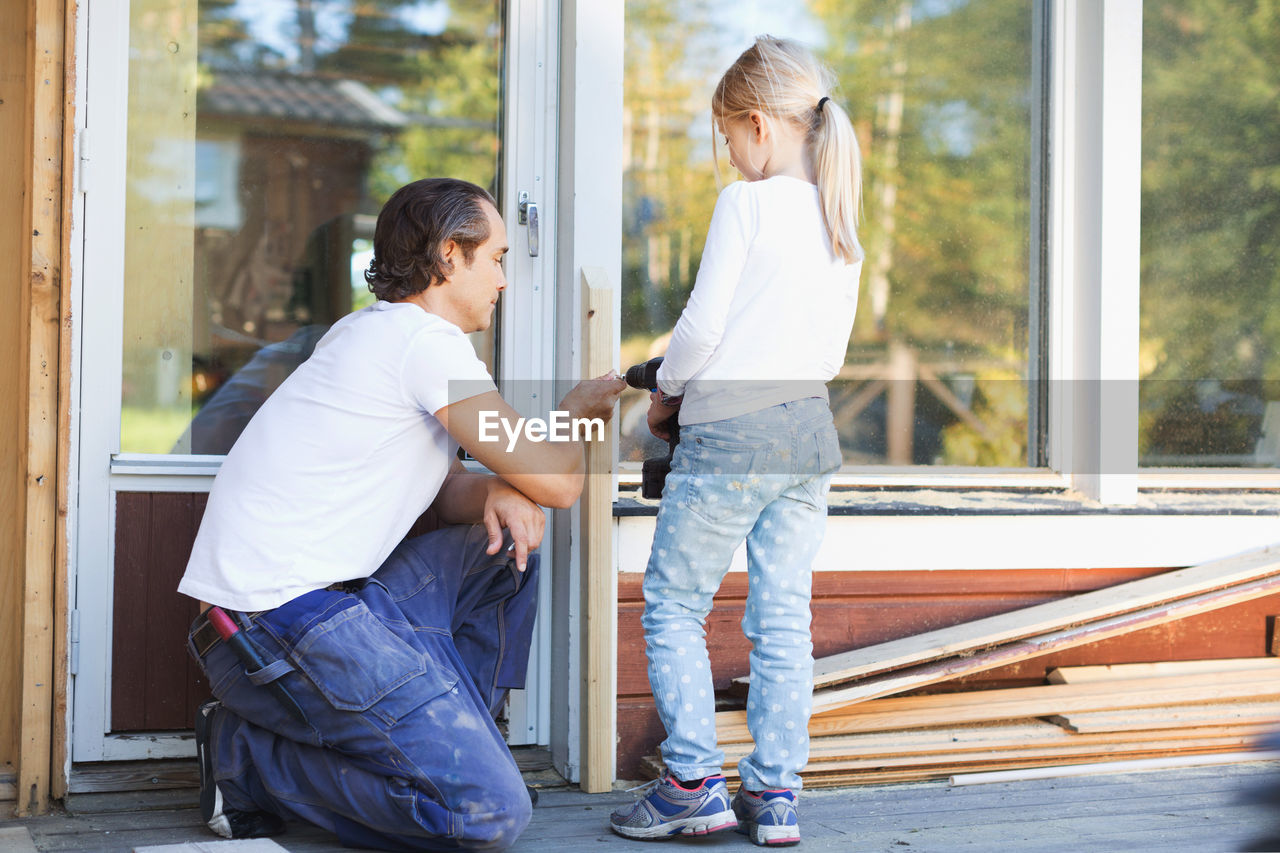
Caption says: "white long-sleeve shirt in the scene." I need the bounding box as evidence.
[656,175,862,425]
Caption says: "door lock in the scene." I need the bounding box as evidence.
[518,191,539,257]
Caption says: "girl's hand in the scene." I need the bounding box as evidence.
[647,391,681,442]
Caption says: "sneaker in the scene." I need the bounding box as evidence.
[609,774,737,839]
[732,787,800,846]
[195,700,285,839]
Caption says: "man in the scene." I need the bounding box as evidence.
[179,178,626,851]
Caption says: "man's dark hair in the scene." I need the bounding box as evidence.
[364,178,496,301]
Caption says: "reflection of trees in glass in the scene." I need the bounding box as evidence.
[813,0,1031,361]
[197,1,501,200]
[623,0,721,339]
[1140,1,1280,464]
[155,0,503,454]
[621,0,1034,465]
[815,0,1032,465]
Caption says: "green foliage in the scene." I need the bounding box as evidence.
[1140,0,1280,462]
[622,0,1036,465]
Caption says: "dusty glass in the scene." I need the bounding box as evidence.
[1139,1,1280,468]
[121,0,504,454]
[620,0,1040,470]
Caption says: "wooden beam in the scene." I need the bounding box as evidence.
[579,267,615,792]
[0,0,32,792]
[17,0,67,818]
[736,545,1280,694]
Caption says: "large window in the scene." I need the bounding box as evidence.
[120,0,505,454]
[1139,1,1280,469]
[620,0,1040,470]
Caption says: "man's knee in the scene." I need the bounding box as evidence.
[453,776,532,851]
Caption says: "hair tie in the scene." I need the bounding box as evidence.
[817,96,831,114]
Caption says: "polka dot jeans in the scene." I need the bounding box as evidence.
[641,397,840,791]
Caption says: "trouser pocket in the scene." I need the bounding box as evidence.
[276,597,459,725]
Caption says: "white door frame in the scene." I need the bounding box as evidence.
[69,0,560,763]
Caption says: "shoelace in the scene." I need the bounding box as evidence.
[623,777,663,796]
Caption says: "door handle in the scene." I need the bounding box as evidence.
[518,192,539,257]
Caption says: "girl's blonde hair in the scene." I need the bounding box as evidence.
[712,35,864,265]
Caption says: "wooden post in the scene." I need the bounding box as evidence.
[579,267,616,792]
[17,0,68,817]
[886,339,916,465]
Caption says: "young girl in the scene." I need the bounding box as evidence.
[610,36,863,846]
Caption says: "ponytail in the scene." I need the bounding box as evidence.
[812,96,864,265]
[713,36,864,265]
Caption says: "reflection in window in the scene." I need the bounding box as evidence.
[121,0,505,454]
[1139,2,1280,468]
[620,0,1038,469]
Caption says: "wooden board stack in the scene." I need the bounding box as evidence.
[639,547,1280,787]
[640,659,1280,787]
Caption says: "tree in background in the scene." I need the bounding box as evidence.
[619,0,1036,465]
[1140,0,1280,464]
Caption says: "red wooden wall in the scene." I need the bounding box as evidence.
[110,491,440,732]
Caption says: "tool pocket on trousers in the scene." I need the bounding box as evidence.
[289,600,455,717]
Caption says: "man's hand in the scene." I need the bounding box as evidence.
[482,478,544,573]
[436,373,627,509]
[559,372,628,423]
[647,391,680,442]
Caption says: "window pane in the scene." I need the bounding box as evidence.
[121,0,504,454]
[1139,2,1280,468]
[621,0,1039,469]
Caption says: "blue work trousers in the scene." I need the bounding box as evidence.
[188,524,539,851]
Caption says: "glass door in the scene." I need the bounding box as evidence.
[73,0,558,762]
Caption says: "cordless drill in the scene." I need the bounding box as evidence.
[625,356,679,499]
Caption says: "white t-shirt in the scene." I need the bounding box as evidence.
[656,176,862,425]
[178,301,496,612]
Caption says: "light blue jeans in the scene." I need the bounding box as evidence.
[642,397,840,791]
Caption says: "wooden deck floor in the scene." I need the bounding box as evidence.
[4,760,1280,852]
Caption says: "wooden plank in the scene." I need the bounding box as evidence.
[579,268,615,793]
[779,734,1262,775]
[131,839,284,853]
[67,759,199,795]
[644,744,1267,790]
[717,667,1280,743]
[50,0,76,801]
[1047,658,1280,684]
[0,827,38,853]
[719,720,1271,765]
[759,546,1280,693]
[17,0,67,818]
[1049,699,1280,733]
[950,750,1280,787]
[806,571,1280,713]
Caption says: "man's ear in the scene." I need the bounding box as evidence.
[441,239,459,265]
